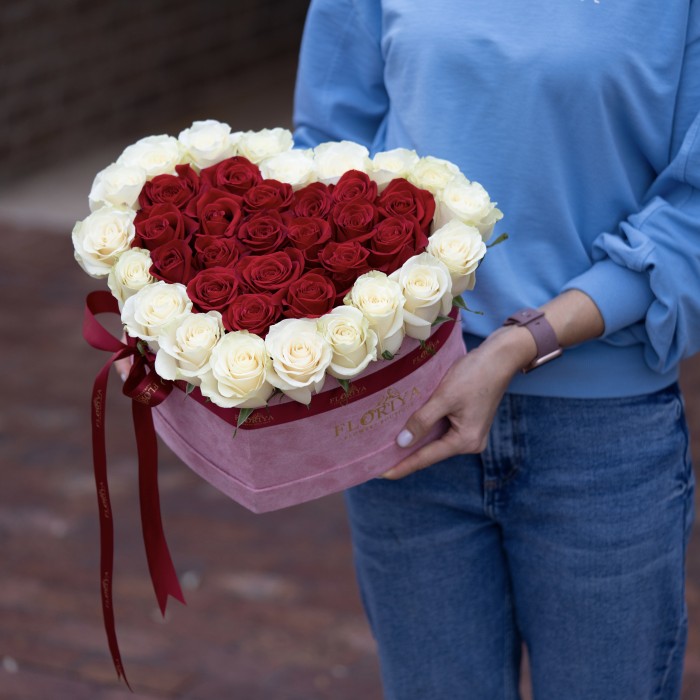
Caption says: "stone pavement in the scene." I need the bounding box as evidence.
[2,223,700,700]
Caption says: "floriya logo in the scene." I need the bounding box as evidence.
[334,386,421,438]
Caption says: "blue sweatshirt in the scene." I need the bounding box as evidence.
[294,0,700,398]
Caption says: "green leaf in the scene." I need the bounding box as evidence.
[486,232,509,249]
[431,315,453,327]
[232,407,254,439]
[185,383,196,396]
[452,295,468,310]
[338,378,351,395]
[419,340,436,356]
[452,296,484,315]
[381,350,395,361]
[136,340,148,356]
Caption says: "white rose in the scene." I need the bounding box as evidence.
[370,148,420,190]
[107,248,154,307]
[237,128,294,164]
[199,331,274,409]
[116,135,184,178]
[121,281,192,345]
[265,318,333,405]
[178,120,237,169]
[407,155,465,196]
[88,163,146,212]
[259,149,316,189]
[313,141,371,183]
[317,306,378,379]
[427,220,487,294]
[434,179,503,240]
[389,253,453,341]
[72,206,136,278]
[345,271,405,356]
[155,311,224,384]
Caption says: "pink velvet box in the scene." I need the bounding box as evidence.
[152,317,465,513]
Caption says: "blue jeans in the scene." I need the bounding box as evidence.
[344,385,694,700]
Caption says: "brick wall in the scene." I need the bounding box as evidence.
[0,0,309,184]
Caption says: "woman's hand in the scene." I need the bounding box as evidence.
[382,324,535,478]
[383,290,605,479]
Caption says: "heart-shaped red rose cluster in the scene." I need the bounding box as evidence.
[132,157,436,337]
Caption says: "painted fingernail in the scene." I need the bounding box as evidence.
[396,429,414,448]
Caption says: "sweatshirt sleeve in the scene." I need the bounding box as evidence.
[562,5,700,373]
[293,0,388,151]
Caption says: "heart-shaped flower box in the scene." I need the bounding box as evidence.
[152,307,464,513]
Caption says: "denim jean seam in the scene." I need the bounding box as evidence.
[652,448,692,700]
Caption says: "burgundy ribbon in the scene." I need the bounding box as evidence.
[84,290,185,687]
[83,290,457,685]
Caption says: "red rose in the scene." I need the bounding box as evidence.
[331,170,377,204]
[243,179,294,214]
[200,156,262,195]
[291,182,334,218]
[377,178,436,231]
[236,211,288,254]
[283,271,337,319]
[223,293,282,336]
[149,240,194,284]
[138,164,199,210]
[331,200,379,242]
[236,247,305,296]
[285,216,333,266]
[187,189,244,238]
[186,267,240,312]
[194,235,242,269]
[318,240,371,297]
[133,203,196,251]
[366,215,429,274]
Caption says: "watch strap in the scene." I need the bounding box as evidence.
[503,308,562,372]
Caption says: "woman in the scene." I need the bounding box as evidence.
[293,2,700,699]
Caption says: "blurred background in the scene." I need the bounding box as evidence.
[1,1,700,698]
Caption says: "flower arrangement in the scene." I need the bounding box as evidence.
[76,120,504,685]
[73,120,500,414]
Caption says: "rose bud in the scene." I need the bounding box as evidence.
[236,247,305,295]
[242,179,294,214]
[199,331,275,409]
[133,203,197,251]
[187,266,240,312]
[331,199,379,242]
[290,181,334,218]
[200,155,263,195]
[150,239,194,284]
[223,293,282,337]
[331,170,378,204]
[318,240,371,299]
[194,235,242,269]
[236,211,288,254]
[366,215,429,274]
[283,271,337,320]
[186,188,244,238]
[285,216,333,266]
[377,178,436,231]
[138,163,200,210]
[265,318,333,405]
[345,271,405,356]
[389,253,453,341]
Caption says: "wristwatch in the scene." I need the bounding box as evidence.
[503,308,562,373]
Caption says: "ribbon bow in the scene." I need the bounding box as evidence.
[83,290,185,688]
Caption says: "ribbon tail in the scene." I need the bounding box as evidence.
[91,355,132,690]
[133,401,186,615]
